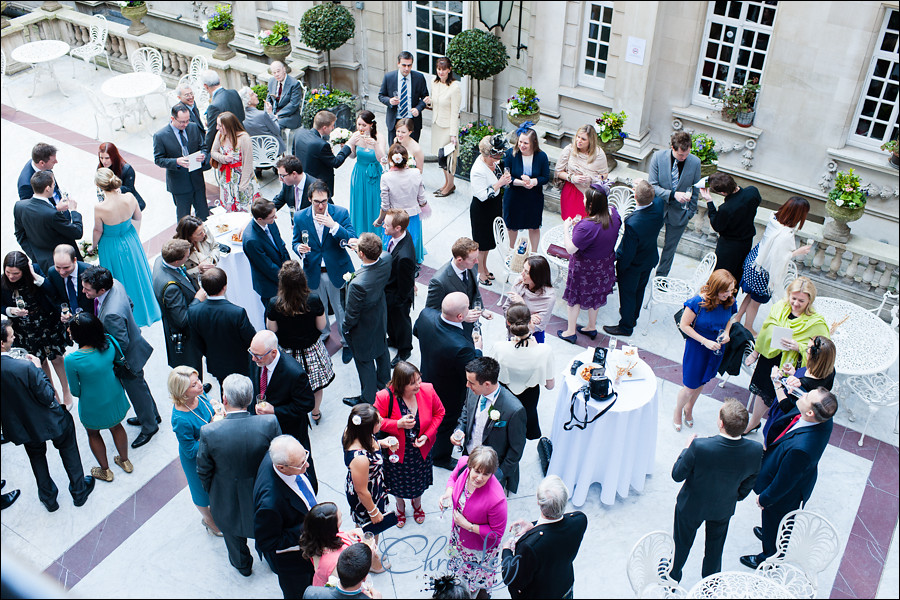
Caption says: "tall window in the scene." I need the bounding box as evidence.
[849,9,899,150]
[693,1,778,107]
[578,2,614,90]
[411,1,464,76]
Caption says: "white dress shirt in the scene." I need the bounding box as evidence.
[468,386,501,454]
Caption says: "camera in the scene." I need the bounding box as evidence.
[589,367,612,400]
[570,360,584,375]
[171,333,184,354]
[592,347,608,367]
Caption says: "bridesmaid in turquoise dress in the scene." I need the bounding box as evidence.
[168,365,223,536]
[347,110,386,236]
[93,168,161,328]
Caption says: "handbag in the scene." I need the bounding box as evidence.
[546,244,571,260]
[362,510,398,535]
[674,307,691,340]
[537,437,553,476]
[108,335,139,380]
[509,237,531,273]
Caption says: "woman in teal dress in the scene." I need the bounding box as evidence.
[347,110,386,236]
[168,365,223,537]
[64,313,131,483]
[93,168,161,328]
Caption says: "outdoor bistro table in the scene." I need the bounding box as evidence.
[687,570,794,599]
[101,72,165,125]
[813,296,899,377]
[11,40,71,98]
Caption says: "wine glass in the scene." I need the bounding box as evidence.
[385,436,400,463]
[301,230,309,246]
[713,329,726,356]
[60,303,71,320]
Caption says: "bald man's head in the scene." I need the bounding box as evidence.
[441,292,470,323]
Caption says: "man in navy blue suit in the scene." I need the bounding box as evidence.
[604,179,664,337]
[740,387,837,569]
[378,51,429,145]
[152,103,210,221]
[17,142,61,201]
[291,111,352,197]
[272,155,324,219]
[243,198,290,311]
[46,244,92,315]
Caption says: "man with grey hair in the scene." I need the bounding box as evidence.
[197,374,281,577]
[502,475,587,598]
[266,60,303,132]
[201,69,245,155]
[175,81,205,135]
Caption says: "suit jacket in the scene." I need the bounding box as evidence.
[187,298,256,381]
[250,352,315,453]
[205,87,246,155]
[413,308,479,414]
[267,74,303,130]
[648,148,702,227]
[13,197,84,274]
[615,199,665,275]
[152,122,209,196]
[98,280,153,371]
[292,128,352,196]
[501,512,589,599]
[253,453,314,559]
[119,163,145,211]
[272,173,323,218]
[292,205,356,290]
[243,106,285,154]
[672,435,763,522]
[242,220,290,300]
[457,386,527,493]
[384,233,416,306]
[17,161,60,201]
[755,410,834,509]
[377,69,429,135]
[0,354,70,445]
[152,256,202,370]
[46,261,93,315]
[342,253,392,361]
[185,102,206,136]
[197,411,282,537]
[425,260,483,312]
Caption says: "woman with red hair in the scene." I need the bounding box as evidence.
[98,142,145,211]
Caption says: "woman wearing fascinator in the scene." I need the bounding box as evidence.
[469,134,512,285]
[375,142,427,263]
[503,126,550,253]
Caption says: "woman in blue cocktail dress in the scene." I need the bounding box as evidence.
[347,110,386,236]
[93,168,160,328]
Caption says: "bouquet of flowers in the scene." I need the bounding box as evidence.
[257,21,290,47]
[691,133,718,164]
[407,156,417,169]
[506,86,540,117]
[828,169,868,210]
[594,111,628,143]
[329,127,350,145]
[79,240,98,262]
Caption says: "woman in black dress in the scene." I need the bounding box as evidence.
[701,172,761,284]
[468,134,512,285]
[98,142,145,211]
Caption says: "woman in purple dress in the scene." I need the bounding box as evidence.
[558,184,621,343]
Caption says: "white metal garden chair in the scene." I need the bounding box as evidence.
[642,252,717,335]
[70,15,111,76]
[626,531,687,598]
[251,135,281,170]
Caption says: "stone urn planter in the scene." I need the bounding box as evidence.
[121,3,149,36]
[599,136,625,172]
[263,43,292,63]
[823,200,865,243]
[507,111,540,129]
[208,27,236,61]
[700,162,718,178]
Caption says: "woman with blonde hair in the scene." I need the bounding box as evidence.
[504,127,551,252]
[555,124,609,220]
[210,111,260,212]
[375,142,427,262]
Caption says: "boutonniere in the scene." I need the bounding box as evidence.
[342,271,356,283]
[489,408,501,422]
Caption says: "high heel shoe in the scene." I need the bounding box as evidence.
[743,423,761,436]
[557,330,578,344]
[684,417,694,428]
[576,325,598,340]
[202,519,224,537]
[672,421,682,433]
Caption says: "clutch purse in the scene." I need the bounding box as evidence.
[362,511,398,535]
[546,244,571,260]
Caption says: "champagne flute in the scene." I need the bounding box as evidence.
[385,436,400,463]
[301,230,309,246]
[60,303,72,320]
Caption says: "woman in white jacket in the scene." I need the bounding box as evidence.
[426,57,461,197]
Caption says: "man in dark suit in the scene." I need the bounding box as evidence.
[152,103,210,222]
[175,81,206,136]
[13,171,83,274]
[293,181,357,361]
[378,51,429,144]
[17,142,60,201]
[341,233,393,407]
[0,318,95,512]
[82,266,161,448]
[187,267,257,386]
[152,239,206,373]
[273,155,324,218]
[46,244,92,315]
[197,374,281,577]
[243,198,290,310]
[266,61,303,132]
[452,356,527,493]
[201,69,246,156]
[414,293,482,470]
[604,179,665,337]
[292,110,352,196]
[669,399,763,582]
[383,209,417,366]
[425,237,488,336]
[249,330,317,492]
[648,131,702,277]
[254,435,318,599]
[502,475,588,599]
[740,387,838,570]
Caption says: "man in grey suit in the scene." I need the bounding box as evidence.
[175,82,206,136]
[81,266,161,448]
[197,374,281,577]
[452,356,527,493]
[266,61,303,132]
[342,233,393,407]
[425,237,488,336]
[201,69,246,157]
[13,171,83,274]
[648,131,702,277]
[152,239,207,373]
[152,103,210,222]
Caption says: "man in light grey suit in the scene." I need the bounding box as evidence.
[452,357,527,494]
[341,233,393,407]
[197,374,281,577]
[152,239,207,373]
[648,131,702,277]
[82,266,160,448]
[266,61,303,132]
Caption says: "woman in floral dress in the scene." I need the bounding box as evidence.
[210,111,260,212]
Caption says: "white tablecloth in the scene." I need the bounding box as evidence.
[548,347,658,506]
[207,212,266,331]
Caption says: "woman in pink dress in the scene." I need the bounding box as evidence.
[299,502,366,586]
[555,124,609,220]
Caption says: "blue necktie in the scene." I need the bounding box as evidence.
[295,474,317,508]
[399,75,409,118]
[479,395,488,411]
[265,226,276,248]
[178,129,189,156]
[178,266,189,280]
[65,276,78,309]
[671,157,680,189]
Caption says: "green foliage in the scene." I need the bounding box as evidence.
[457,120,503,177]
[594,111,627,143]
[507,87,540,116]
[301,85,356,129]
[251,83,268,110]
[828,169,867,210]
[258,21,290,47]
[691,133,718,164]
[720,77,760,117]
[205,3,233,32]
[880,139,898,154]
[121,1,146,8]
[298,3,355,52]
[446,29,509,81]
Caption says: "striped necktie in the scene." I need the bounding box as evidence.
[399,75,409,118]
[671,157,680,189]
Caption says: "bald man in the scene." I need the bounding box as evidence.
[413,292,483,470]
[248,331,318,492]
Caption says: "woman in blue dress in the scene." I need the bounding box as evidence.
[93,168,161,328]
[347,110,386,236]
[673,269,738,431]
[168,365,223,537]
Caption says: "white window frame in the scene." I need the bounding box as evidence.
[692,1,778,108]
[848,8,899,151]
[403,1,468,80]
[577,1,615,91]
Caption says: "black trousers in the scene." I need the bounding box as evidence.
[758,496,801,560]
[265,549,313,599]
[174,187,209,222]
[387,301,414,356]
[670,506,731,582]
[512,384,542,440]
[354,348,391,404]
[432,394,463,463]
[616,267,654,332]
[122,371,161,436]
[223,531,252,573]
[22,410,88,505]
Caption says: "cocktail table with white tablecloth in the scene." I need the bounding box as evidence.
[101,72,164,126]
[11,40,70,98]
[547,346,658,506]
[206,211,265,331]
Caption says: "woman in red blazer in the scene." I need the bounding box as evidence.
[374,360,445,527]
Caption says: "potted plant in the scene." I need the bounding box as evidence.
[723,77,760,127]
[299,3,355,89]
[447,29,509,123]
[205,3,235,61]
[258,21,292,62]
[823,168,868,242]
[880,139,899,169]
[455,120,502,181]
[594,110,628,171]
[505,86,540,128]
[691,133,719,178]
[119,1,148,36]
[301,85,357,129]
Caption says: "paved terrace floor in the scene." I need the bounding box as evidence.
[1,56,897,599]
